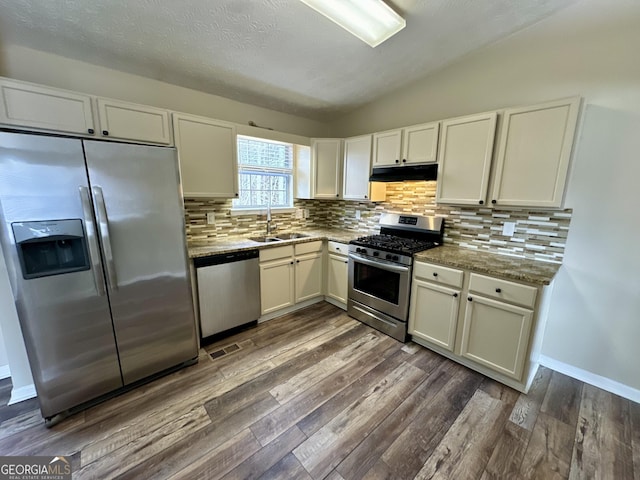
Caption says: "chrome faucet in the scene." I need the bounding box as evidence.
[266,203,277,235]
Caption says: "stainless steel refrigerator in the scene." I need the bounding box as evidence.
[0,131,198,422]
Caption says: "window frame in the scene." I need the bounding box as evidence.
[231,135,295,214]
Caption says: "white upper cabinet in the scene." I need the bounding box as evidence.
[96,98,172,145]
[172,113,238,198]
[373,122,440,167]
[0,77,95,135]
[342,134,385,201]
[372,129,402,167]
[436,112,497,206]
[490,97,581,208]
[401,122,440,165]
[312,138,343,199]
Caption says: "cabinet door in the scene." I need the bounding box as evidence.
[0,77,95,135]
[491,97,580,208]
[343,134,373,200]
[312,138,343,199]
[408,280,460,352]
[436,112,497,205]
[327,253,348,306]
[402,122,440,164]
[295,252,324,303]
[461,295,533,380]
[260,258,294,314]
[372,129,402,167]
[97,98,172,145]
[173,113,238,198]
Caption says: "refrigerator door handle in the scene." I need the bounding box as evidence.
[92,186,119,292]
[79,186,107,296]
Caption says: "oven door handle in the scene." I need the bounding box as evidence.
[348,253,410,274]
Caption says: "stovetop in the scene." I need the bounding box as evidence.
[350,234,440,256]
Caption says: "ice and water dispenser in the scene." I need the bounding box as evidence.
[12,219,90,279]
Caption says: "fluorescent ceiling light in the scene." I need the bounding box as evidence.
[299,0,406,48]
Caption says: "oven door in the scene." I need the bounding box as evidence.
[348,252,411,321]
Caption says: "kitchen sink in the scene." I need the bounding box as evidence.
[249,232,310,243]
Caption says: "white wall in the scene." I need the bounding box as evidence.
[0,44,329,139]
[331,0,640,395]
[0,244,34,399]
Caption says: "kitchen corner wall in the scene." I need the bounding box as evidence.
[185,181,571,264]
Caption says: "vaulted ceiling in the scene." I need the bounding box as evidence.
[0,0,580,120]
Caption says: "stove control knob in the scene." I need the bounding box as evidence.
[393,255,399,261]
[373,251,379,257]
[385,254,392,260]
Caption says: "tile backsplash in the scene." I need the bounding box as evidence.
[185,181,571,263]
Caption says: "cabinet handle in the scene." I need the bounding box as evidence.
[468,297,473,301]
[495,288,502,293]
[87,128,95,134]
[402,159,407,163]
[395,159,399,164]
[432,272,438,277]
[479,200,484,205]
[102,130,109,136]
[492,199,497,204]
[453,293,458,298]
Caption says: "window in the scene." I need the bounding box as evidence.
[233,135,294,210]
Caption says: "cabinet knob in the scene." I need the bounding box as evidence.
[495,288,502,293]
[235,193,239,197]
[336,194,339,197]
[402,159,407,163]
[87,128,95,134]
[102,130,109,136]
[290,261,294,265]
[492,199,497,204]
[468,297,473,301]
[453,293,458,298]
[344,260,348,264]
[479,200,484,205]
[296,259,300,263]
[395,159,399,164]
[432,272,438,277]
[364,195,367,199]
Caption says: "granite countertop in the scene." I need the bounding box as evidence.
[414,244,560,286]
[187,228,361,259]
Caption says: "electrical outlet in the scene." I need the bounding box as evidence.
[295,208,303,219]
[207,212,215,225]
[355,210,361,220]
[303,209,310,219]
[502,221,516,236]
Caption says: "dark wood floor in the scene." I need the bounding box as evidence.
[0,302,638,479]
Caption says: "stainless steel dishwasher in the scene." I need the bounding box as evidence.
[194,249,261,340]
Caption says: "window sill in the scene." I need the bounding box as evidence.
[230,207,297,216]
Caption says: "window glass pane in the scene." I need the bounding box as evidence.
[233,136,294,209]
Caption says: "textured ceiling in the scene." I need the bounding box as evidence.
[0,0,580,120]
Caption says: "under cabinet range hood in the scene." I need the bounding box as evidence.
[369,164,438,182]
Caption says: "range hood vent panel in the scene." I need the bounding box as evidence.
[369,164,438,182]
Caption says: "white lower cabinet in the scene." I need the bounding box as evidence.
[409,260,549,393]
[409,279,460,352]
[460,294,533,380]
[259,241,324,315]
[326,241,349,308]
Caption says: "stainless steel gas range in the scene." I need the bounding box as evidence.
[347,213,444,342]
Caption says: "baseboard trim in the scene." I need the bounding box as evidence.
[0,364,10,380]
[539,354,640,403]
[9,383,37,405]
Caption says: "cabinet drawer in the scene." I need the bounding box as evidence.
[260,245,294,262]
[413,262,464,288]
[295,241,323,255]
[469,273,537,308]
[327,241,348,256]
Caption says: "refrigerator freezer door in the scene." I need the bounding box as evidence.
[0,132,123,418]
[83,141,198,385]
